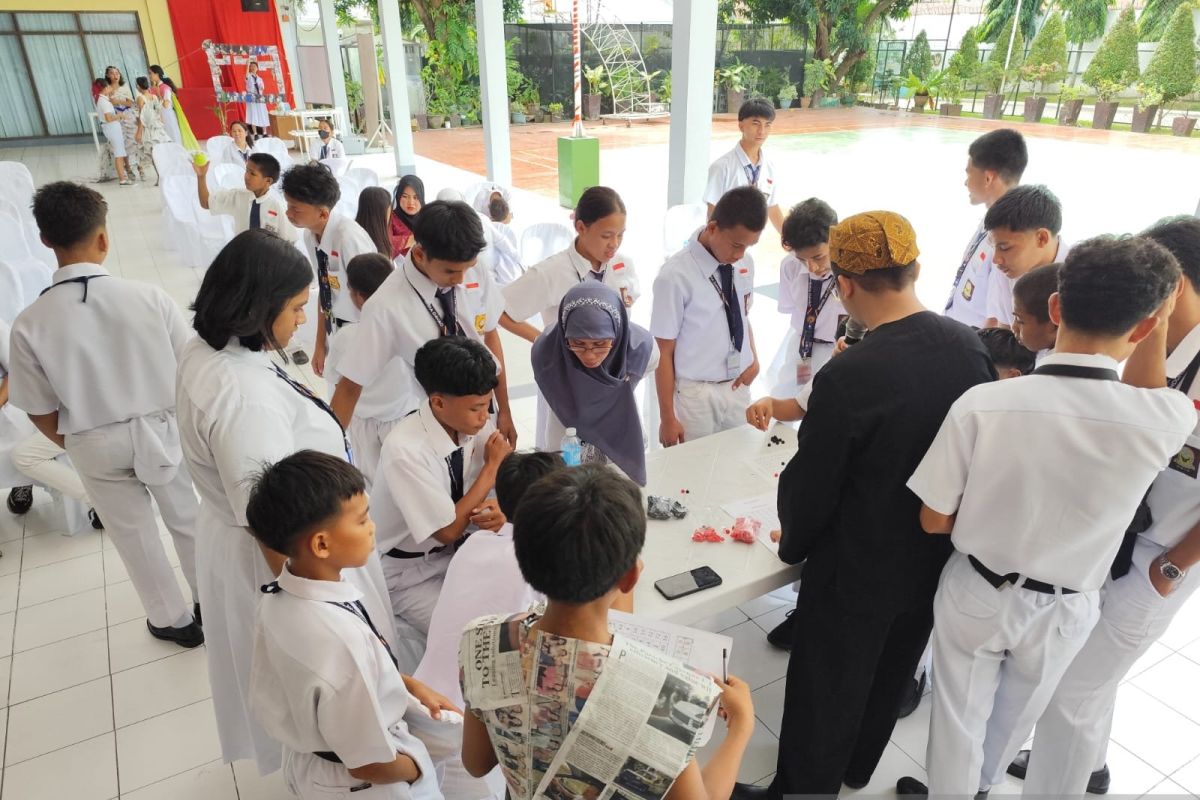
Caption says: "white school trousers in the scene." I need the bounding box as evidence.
[382,551,452,670]
[926,551,1101,796]
[12,433,90,505]
[673,378,751,441]
[64,415,200,628]
[769,332,834,400]
[1023,537,1200,796]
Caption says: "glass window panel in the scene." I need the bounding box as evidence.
[0,36,43,138]
[79,13,138,32]
[85,34,148,91]
[0,14,13,32]
[23,34,93,135]
[15,13,77,32]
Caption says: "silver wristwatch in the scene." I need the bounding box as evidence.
[1158,556,1186,583]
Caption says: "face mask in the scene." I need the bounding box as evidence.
[318,130,330,140]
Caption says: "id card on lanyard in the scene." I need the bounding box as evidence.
[709,274,742,380]
[798,276,836,383]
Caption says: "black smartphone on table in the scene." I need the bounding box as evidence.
[655,566,723,600]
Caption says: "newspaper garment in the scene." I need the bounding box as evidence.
[461,613,721,800]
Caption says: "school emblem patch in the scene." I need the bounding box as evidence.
[328,275,340,291]
[961,279,974,301]
[1169,444,1198,479]
[474,313,486,333]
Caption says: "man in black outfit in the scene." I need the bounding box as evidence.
[733,212,996,799]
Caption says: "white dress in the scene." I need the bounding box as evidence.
[157,84,182,145]
[244,73,270,128]
[176,337,397,775]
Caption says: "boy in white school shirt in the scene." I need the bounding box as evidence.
[194,152,297,241]
[246,450,457,800]
[652,186,766,445]
[900,236,1196,799]
[282,162,378,378]
[8,182,201,646]
[1010,264,1060,366]
[945,129,1027,328]
[704,98,784,233]
[983,184,1069,329]
[370,337,513,651]
[328,201,515,444]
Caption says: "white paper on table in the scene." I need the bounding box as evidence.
[720,491,782,553]
[608,611,733,746]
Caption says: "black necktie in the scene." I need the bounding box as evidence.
[249,200,261,230]
[240,149,249,163]
[321,143,329,160]
[436,289,461,336]
[447,448,464,502]
[718,264,744,353]
[590,269,605,282]
[315,248,333,335]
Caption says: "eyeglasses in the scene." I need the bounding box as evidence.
[567,341,614,354]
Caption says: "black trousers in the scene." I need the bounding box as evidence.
[768,566,934,798]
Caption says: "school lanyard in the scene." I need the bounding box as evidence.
[271,363,353,464]
[945,228,988,311]
[405,271,463,336]
[800,275,837,359]
[315,249,334,336]
[260,582,398,669]
[708,267,744,353]
[743,161,762,187]
[40,274,107,303]
[1031,364,1118,381]
[1168,347,1200,393]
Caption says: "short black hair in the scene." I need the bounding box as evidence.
[832,262,918,292]
[977,327,1035,375]
[1012,263,1060,323]
[712,186,768,233]
[32,181,108,249]
[968,128,1028,184]
[192,229,313,351]
[495,451,566,519]
[575,186,625,225]
[246,153,280,182]
[984,184,1062,236]
[1058,235,1181,337]
[346,252,393,298]
[246,450,366,558]
[411,200,487,263]
[513,465,644,603]
[414,336,499,397]
[280,162,340,209]
[781,198,838,251]
[488,195,511,223]
[738,97,776,122]
[1141,216,1200,290]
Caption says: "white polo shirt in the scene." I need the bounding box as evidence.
[1142,324,1200,549]
[301,212,377,325]
[413,522,542,707]
[650,231,756,383]
[945,220,995,328]
[209,188,297,240]
[370,402,493,555]
[324,323,408,423]
[9,264,188,434]
[249,565,440,795]
[778,254,845,341]
[985,239,1071,326]
[908,352,1194,592]
[218,141,253,167]
[703,142,778,208]
[335,256,501,419]
[502,243,640,325]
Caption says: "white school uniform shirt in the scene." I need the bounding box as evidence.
[324,323,407,423]
[250,567,441,798]
[336,255,501,419]
[302,212,377,325]
[1141,323,1200,549]
[703,142,778,208]
[490,221,524,286]
[209,188,297,240]
[414,522,542,707]
[311,136,346,161]
[503,243,640,325]
[650,231,756,382]
[8,264,187,434]
[945,220,995,328]
[908,352,1194,592]
[778,254,845,341]
[371,402,494,556]
[985,239,1071,326]
[220,141,254,167]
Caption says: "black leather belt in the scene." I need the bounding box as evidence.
[314,751,342,763]
[334,317,350,329]
[386,546,446,559]
[969,555,1078,595]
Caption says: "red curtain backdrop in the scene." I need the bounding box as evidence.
[166,0,294,139]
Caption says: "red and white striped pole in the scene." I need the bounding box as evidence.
[572,0,584,137]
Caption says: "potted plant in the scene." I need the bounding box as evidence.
[803,59,835,108]
[510,100,526,125]
[1020,12,1067,122]
[778,83,799,109]
[1082,7,1139,130]
[939,77,964,116]
[758,67,788,108]
[583,64,605,120]
[547,102,564,122]
[1056,85,1086,126]
[657,72,672,109]
[1130,85,1163,133]
[904,69,948,112]
[981,17,1025,119]
[1140,4,1199,137]
[716,63,751,112]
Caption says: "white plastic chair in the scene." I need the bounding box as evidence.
[520,221,575,266]
[334,168,380,219]
[252,136,293,170]
[0,162,35,219]
[161,175,233,269]
[663,203,708,259]
[205,135,234,165]
[0,213,51,307]
[210,163,246,192]
[0,259,25,325]
[320,157,351,177]
[153,142,192,179]
[0,196,53,270]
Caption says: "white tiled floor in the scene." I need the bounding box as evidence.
[1,142,1199,798]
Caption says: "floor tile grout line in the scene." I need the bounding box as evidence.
[0,510,28,800]
[103,527,122,800]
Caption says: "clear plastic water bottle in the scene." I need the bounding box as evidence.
[561,427,583,466]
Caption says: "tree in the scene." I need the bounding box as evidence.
[1060,0,1113,83]
[1139,0,1189,42]
[1141,4,1199,106]
[1082,6,1140,100]
[979,0,1045,42]
[904,30,934,80]
[1022,11,1068,95]
[331,0,523,37]
[948,25,982,86]
[981,15,1025,92]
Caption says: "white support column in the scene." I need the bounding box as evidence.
[475,0,512,185]
[667,0,718,207]
[317,0,351,134]
[276,0,305,108]
[378,0,416,177]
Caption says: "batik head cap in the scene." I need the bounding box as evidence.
[829,211,920,274]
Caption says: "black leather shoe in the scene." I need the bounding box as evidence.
[88,508,104,530]
[147,619,204,648]
[766,609,796,650]
[897,667,928,719]
[1007,750,1110,794]
[730,783,770,799]
[843,775,870,790]
[193,603,202,627]
[896,777,928,796]
[6,486,33,515]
